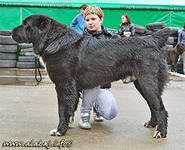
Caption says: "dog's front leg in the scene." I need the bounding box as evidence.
[50,79,79,136]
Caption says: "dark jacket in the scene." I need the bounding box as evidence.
[83,26,118,88]
[118,23,135,37]
[83,26,118,39]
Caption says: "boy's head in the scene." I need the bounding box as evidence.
[83,6,104,20]
[83,6,104,32]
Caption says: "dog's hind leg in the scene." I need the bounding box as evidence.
[133,77,168,139]
[134,80,157,128]
[50,79,79,136]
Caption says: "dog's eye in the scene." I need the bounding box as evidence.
[26,26,32,32]
[22,21,27,26]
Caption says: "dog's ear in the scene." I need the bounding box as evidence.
[36,16,51,30]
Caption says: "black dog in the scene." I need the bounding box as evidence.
[12,14,173,139]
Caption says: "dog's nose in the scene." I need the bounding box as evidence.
[11,29,17,37]
[9,30,13,36]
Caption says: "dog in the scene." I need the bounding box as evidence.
[12,14,174,139]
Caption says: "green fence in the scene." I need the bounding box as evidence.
[0,0,185,30]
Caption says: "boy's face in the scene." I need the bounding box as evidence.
[85,14,102,32]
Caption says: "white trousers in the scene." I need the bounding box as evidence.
[80,86,118,120]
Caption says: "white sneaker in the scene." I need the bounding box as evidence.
[78,113,91,129]
[94,114,104,122]
[93,108,104,122]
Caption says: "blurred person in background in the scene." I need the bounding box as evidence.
[177,22,185,74]
[118,14,135,37]
[70,4,88,34]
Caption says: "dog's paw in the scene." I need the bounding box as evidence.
[153,130,162,139]
[153,126,167,139]
[68,116,75,128]
[49,128,57,136]
[144,121,157,128]
[122,76,136,84]
[49,129,63,136]
[153,130,167,139]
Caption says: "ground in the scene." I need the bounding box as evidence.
[0,75,185,150]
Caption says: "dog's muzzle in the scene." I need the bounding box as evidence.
[12,29,22,43]
[12,26,29,43]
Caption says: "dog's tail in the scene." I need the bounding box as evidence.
[151,28,177,48]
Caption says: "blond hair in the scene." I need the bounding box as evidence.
[83,6,104,19]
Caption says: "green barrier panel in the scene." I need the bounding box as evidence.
[0,7,20,30]
[0,0,185,10]
[0,0,184,30]
[22,7,78,26]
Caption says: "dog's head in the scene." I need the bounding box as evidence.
[12,14,68,55]
[12,15,53,43]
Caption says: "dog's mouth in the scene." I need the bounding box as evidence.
[12,33,22,43]
[11,28,29,43]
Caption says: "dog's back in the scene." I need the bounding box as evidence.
[77,32,169,89]
[151,28,177,48]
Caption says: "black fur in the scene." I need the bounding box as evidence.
[12,14,174,138]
